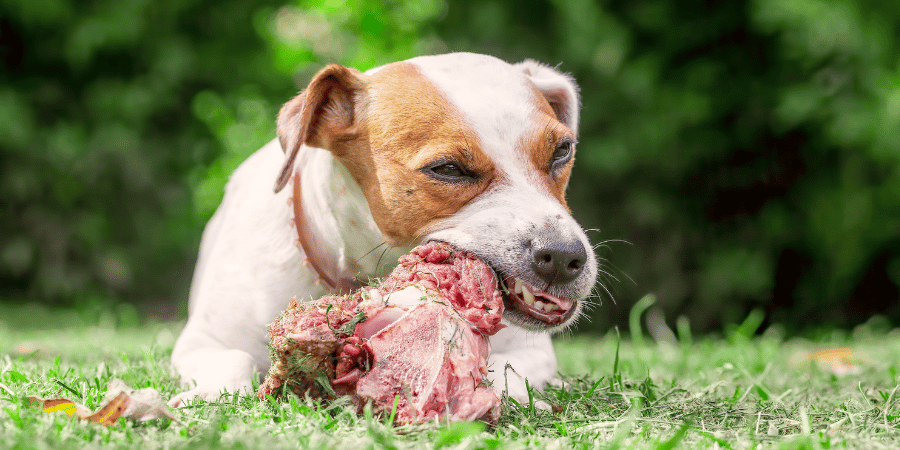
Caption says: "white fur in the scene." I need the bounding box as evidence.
[170,53,593,407]
[169,141,401,406]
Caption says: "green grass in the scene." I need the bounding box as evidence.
[2,302,900,449]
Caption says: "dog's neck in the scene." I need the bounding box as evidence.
[292,146,407,292]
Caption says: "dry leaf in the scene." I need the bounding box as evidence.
[28,379,176,426]
[790,347,863,377]
[103,379,176,421]
[85,392,130,426]
[27,396,93,419]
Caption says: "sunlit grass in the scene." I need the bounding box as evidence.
[2,302,900,449]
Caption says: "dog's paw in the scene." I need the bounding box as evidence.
[168,348,258,408]
[532,400,552,411]
[167,388,207,408]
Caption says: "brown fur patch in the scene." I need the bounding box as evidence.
[333,63,497,245]
[518,85,577,209]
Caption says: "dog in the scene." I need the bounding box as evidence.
[169,52,598,407]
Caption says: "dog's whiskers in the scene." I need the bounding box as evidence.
[596,266,621,283]
[369,228,433,275]
[592,239,631,250]
[375,246,389,272]
[360,241,388,260]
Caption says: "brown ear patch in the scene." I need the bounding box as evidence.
[274,65,366,192]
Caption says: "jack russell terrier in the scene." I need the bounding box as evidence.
[169,52,598,407]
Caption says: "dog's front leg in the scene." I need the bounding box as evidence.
[166,141,324,407]
[167,323,262,407]
[487,325,558,406]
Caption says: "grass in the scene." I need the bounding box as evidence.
[2,301,900,449]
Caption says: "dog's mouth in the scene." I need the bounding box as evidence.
[421,239,580,328]
[498,273,576,326]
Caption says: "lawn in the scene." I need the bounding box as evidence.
[2,302,900,449]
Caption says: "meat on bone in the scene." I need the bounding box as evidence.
[257,242,505,425]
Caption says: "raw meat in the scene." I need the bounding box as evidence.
[257,242,505,425]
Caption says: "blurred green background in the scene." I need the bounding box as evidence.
[1,0,899,333]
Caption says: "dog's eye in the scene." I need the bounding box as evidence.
[432,163,464,177]
[550,141,574,170]
[423,160,477,183]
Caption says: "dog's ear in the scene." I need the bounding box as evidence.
[515,60,580,135]
[274,64,366,193]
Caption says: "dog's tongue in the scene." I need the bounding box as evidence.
[503,275,575,313]
[539,291,574,311]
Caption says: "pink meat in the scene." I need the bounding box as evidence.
[380,243,504,335]
[258,242,504,425]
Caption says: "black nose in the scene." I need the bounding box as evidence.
[530,239,588,285]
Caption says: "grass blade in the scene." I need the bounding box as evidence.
[629,294,656,347]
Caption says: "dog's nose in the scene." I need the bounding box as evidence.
[530,240,588,285]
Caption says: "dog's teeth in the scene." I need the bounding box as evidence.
[545,302,559,311]
[514,279,524,294]
[534,300,546,310]
[522,286,535,305]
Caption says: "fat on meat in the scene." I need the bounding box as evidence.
[257,242,505,425]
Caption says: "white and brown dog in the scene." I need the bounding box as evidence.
[169,52,598,407]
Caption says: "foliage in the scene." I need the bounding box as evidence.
[0,0,291,309]
[2,0,900,331]
[0,0,444,311]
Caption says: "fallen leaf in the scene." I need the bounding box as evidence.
[27,379,177,426]
[27,397,92,419]
[103,379,176,421]
[790,347,862,377]
[85,392,129,426]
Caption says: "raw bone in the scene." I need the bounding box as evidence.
[257,242,504,425]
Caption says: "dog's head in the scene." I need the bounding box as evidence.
[274,53,597,332]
